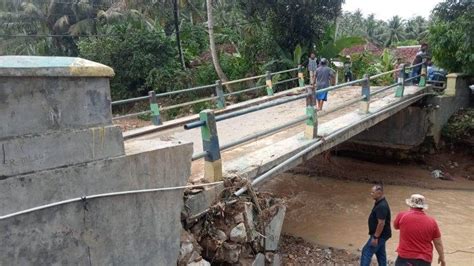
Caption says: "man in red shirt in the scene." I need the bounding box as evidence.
[394,194,446,266]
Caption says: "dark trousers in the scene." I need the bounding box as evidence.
[360,236,387,266]
[395,256,431,266]
[344,73,352,82]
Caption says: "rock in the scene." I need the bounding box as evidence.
[187,259,211,266]
[453,162,459,167]
[252,253,265,266]
[214,229,227,242]
[222,242,241,263]
[230,223,247,243]
[265,205,287,251]
[234,213,245,224]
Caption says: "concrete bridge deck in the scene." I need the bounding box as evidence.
[126,85,428,184]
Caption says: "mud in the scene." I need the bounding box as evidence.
[261,152,474,265]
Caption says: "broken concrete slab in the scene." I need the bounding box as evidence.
[252,253,265,266]
[184,183,225,220]
[0,125,124,177]
[265,205,286,251]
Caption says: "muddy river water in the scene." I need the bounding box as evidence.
[263,174,474,265]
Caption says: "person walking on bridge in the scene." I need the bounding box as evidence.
[360,184,392,266]
[308,52,319,87]
[314,58,335,111]
[394,194,446,266]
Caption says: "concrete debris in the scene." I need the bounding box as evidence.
[181,177,286,264]
[431,169,454,181]
[178,230,203,265]
[214,229,227,242]
[234,213,244,224]
[230,223,247,243]
[265,205,286,251]
[187,259,211,266]
[252,253,265,266]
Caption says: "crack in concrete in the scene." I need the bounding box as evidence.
[2,144,5,164]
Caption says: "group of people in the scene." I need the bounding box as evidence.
[307,43,432,111]
[361,185,445,266]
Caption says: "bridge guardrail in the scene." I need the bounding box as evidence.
[111,67,301,124]
[186,60,431,182]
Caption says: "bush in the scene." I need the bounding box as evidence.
[429,0,474,75]
[78,23,178,99]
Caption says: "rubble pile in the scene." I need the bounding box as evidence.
[179,177,286,265]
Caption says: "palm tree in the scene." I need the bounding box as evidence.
[381,15,406,47]
[405,16,428,41]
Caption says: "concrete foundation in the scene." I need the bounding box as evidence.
[0,56,193,265]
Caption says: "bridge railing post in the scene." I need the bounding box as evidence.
[199,109,222,182]
[419,59,427,87]
[149,90,162,125]
[215,80,225,109]
[304,104,318,139]
[298,65,305,88]
[359,74,370,114]
[265,71,274,96]
[395,64,405,97]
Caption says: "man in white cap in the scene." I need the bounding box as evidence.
[394,194,446,266]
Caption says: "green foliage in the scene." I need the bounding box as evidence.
[78,23,178,99]
[429,0,474,74]
[442,108,474,143]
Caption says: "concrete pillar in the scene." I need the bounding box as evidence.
[419,61,427,87]
[359,74,370,114]
[395,64,405,97]
[199,109,223,182]
[445,73,466,96]
[215,80,225,109]
[149,90,162,125]
[265,71,274,96]
[298,65,305,88]
[304,105,318,139]
[0,56,124,177]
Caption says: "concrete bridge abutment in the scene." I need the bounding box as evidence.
[346,74,472,153]
[0,56,192,265]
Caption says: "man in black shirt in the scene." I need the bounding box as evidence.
[360,184,392,266]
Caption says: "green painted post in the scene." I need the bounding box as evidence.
[395,64,405,97]
[306,85,315,107]
[360,74,370,114]
[419,60,427,87]
[265,71,274,96]
[149,91,162,125]
[304,105,318,139]
[200,109,222,182]
[215,80,225,109]
[298,65,305,88]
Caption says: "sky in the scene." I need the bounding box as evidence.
[343,0,444,21]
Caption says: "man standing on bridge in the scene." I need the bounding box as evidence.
[394,194,446,266]
[360,184,392,266]
[314,58,335,111]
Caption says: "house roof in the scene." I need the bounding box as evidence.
[341,43,383,56]
[394,45,421,64]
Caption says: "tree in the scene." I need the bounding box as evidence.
[173,0,186,69]
[206,0,230,89]
[405,16,428,41]
[429,0,474,74]
[380,16,405,47]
